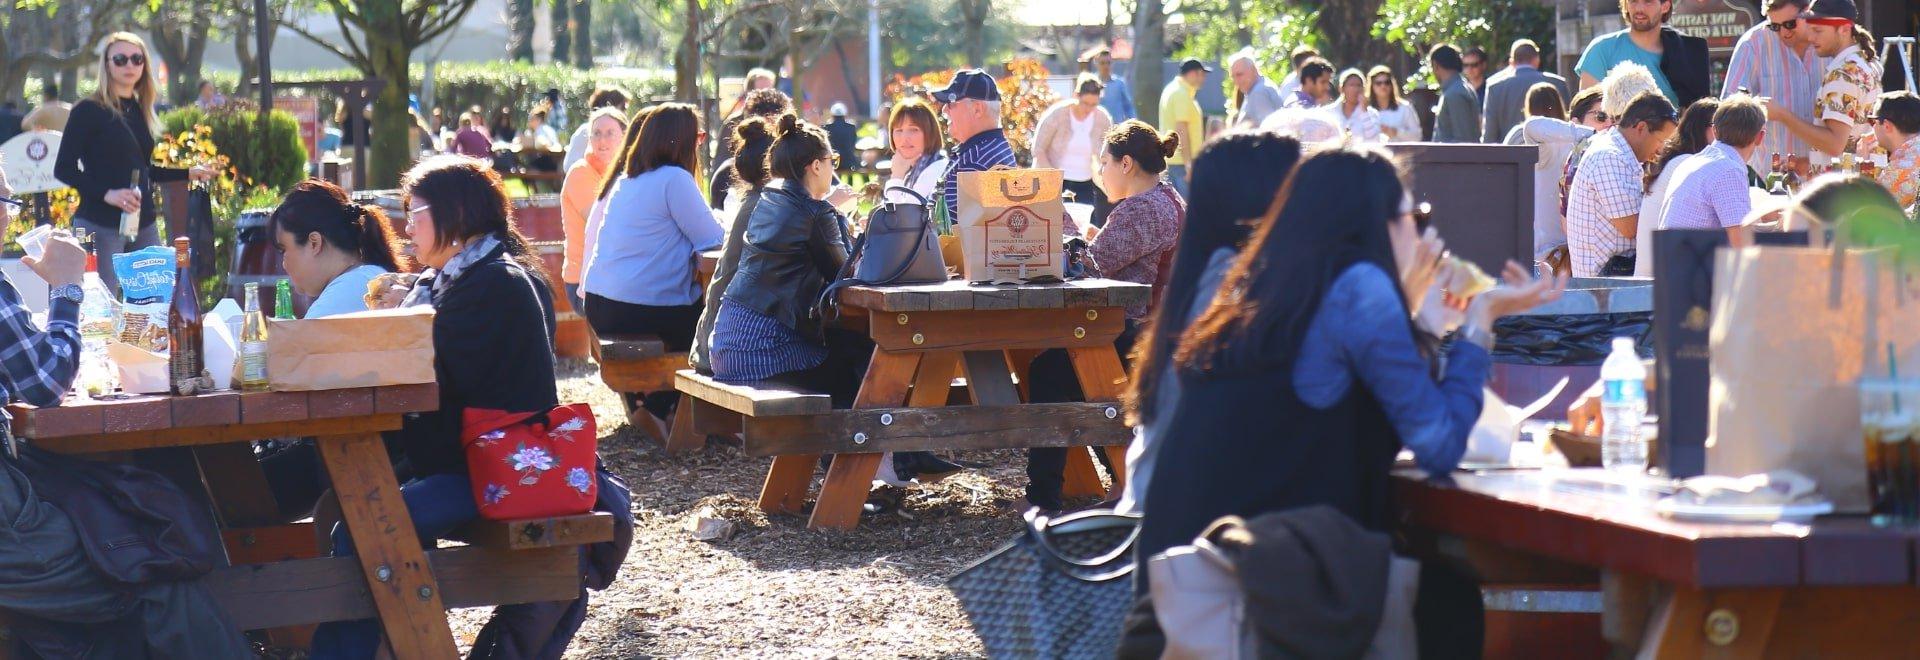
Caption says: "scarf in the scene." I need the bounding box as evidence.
[405,233,503,307]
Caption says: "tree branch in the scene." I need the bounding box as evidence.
[415,0,479,44]
[284,19,367,67]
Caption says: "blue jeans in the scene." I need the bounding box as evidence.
[309,474,478,660]
[1165,165,1189,198]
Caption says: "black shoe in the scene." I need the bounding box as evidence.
[894,451,964,484]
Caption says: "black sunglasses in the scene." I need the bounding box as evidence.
[109,53,146,67]
[1766,18,1798,31]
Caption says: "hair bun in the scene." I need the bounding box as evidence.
[1159,132,1181,159]
[737,116,772,143]
[777,113,801,136]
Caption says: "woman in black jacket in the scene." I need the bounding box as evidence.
[309,155,560,659]
[52,32,212,292]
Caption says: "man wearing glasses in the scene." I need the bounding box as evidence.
[931,70,1018,229]
[1721,0,1822,170]
[1462,47,1490,107]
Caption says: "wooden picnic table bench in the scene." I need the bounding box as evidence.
[1397,468,1920,657]
[593,249,720,446]
[4,385,610,659]
[675,278,1151,530]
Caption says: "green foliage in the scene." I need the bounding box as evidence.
[1177,0,1322,85]
[197,62,674,130]
[1374,0,1556,85]
[878,0,1019,72]
[158,107,309,192]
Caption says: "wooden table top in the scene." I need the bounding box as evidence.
[1396,469,1920,589]
[9,383,439,440]
[839,278,1151,313]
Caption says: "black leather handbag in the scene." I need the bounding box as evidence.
[851,185,948,285]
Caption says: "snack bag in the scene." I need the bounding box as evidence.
[112,246,176,352]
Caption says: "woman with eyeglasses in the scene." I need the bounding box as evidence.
[559,107,628,316]
[581,103,725,428]
[53,32,214,292]
[1367,66,1423,142]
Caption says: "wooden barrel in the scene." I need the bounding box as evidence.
[513,194,565,242]
[229,208,315,317]
[532,239,590,358]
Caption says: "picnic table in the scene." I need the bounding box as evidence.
[675,277,1151,530]
[6,385,611,658]
[1397,469,1920,657]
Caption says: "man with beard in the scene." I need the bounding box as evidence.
[1575,0,1710,107]
[1764,0,1882,162]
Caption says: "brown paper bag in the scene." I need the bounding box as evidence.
[266,307,437,391]
[954,168,1066,283]
[1708,245,1920,512]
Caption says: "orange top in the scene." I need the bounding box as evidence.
[560,155,610,284]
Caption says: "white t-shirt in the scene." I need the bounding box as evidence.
[1634,155,1692,277]
[305,264,389,318]
[1061,111,1097,181]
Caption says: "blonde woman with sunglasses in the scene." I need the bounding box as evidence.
[52,32,213,292]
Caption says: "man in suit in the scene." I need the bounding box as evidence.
[1482,40,1572,142]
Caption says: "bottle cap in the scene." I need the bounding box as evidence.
[1613,337,1636,352]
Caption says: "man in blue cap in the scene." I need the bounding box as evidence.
[932,69,1018,228]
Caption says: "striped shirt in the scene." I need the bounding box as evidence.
[1659,142,1752,231]
[1720,22,1821,169]
[942,129,1018,228]
[708,300,827,383]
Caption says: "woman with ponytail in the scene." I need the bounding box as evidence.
[690,115,778,373]
[1021,120,1187,513]
[270,179,406,318]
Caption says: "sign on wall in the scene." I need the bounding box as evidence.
[0,131,65,195]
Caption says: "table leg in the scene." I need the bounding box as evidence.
[1066,345,1132,499]
[1638,587,1781,659]
[807,349,921,530]
[193,443,284,528]
[316,433,458,659]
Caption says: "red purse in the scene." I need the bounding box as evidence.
[461,404,599,520]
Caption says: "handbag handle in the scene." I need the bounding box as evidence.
[999,177,1043,203]
[880,185,929,208]
[1023,508,1142,582]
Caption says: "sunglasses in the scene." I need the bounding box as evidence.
[1372,79,1393,87]
[819,154,841,168]
[1766,18,1798,31]
[1586,111,1611,123]
[109,53,147,68]
[1463,60,1485,69]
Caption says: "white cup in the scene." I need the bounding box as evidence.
[16,224,54,260]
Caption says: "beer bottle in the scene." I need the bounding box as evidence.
[275,279,294,320]
[167,237,204,395]
[240,282,269,391]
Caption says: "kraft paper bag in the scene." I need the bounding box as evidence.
[266,307,436,391]
[1708,245,1920,512]
[954,168,1066,284]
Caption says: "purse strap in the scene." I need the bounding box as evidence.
[1022,508,1142,582]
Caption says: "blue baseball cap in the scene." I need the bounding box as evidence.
[931,70,1001,104]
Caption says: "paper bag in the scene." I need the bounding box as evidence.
[266,307,436,391]
[1708,245,1920,512]
[954,168,1066,283]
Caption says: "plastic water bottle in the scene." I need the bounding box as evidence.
[76,270,121,397]
[1600,336,1649,472]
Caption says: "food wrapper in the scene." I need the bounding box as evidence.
[953,168,1066,284]
[111,246,175,352]
[107,342,170,394]
[266,307,436,391]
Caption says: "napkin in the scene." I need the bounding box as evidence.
[1670,470,1819,506]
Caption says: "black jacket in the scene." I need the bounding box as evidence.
[826,119,859,169]
[391,244,559,477]
[1659,27,1712,109]
[722,181,850,340]
[52,98,187,229]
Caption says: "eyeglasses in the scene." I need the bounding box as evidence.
[1766,18,1798,31]
[819,154,841,168]
[406,204,431,217]
[1372,79,1393,87]
[1586,111,1611,123]
[1463,60,1485,69]
[109,53,147,68]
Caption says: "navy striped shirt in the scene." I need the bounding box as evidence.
[942,128,1019,227]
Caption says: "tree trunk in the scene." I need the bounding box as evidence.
[1315,0,1394,72]
[1229,0,1250,48]
[366,0,414,189]
[234,16,255,96]
[1103,0,1113,46]
[569,0,592,69]
[549,0,570,65]
[508,0,535,62]
[1131,0,1166,128]
[674,0,701,102]
[153,4,212,108]
[958,0,989,68]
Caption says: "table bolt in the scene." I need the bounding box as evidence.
[912,333,925,345]
[242,533,257,547]
[853,432,868,445]
[1073,327,1086,339]
[375,565,393,582]
[1704,609,1740,646]
[896,314,910,325]
[1085,309,1099,321]
[1104,407,1118,420]
[879,413,893,426]
[417,586,434,600]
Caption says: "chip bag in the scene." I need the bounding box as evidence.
[111,246,176,352]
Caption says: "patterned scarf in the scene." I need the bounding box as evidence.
[407,233,502,307]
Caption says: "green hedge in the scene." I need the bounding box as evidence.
[196,62,674,130]
[159,107,308,191]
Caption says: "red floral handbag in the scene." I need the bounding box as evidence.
[461,404,599,520]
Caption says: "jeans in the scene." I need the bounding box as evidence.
[1024,321,1139,509]
[76,217,160,294]
[1164,165,1190,199]
[309,473,480,660]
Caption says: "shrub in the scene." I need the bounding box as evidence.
[196,63,674,131]
[159,107,308,191]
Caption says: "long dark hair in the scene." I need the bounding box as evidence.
[402,155,547,283]
[1177,147,1411,373]
[269,179,407,272]
[1125,130,1302,426]
[1647,97,1718,189]
[768,113,833,182]
[597,105,658,200]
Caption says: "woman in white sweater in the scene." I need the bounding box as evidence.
[1367,66,1423,143]
[1504,83,1592,268]
[881,99,951,209]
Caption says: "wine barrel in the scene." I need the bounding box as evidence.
[513,194,564,242]
[531,239,590,358]
[229,208,313,317]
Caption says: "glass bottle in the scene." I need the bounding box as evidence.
[275,279,294,320]
[167,237,203,395]
[240,282,269,391]
[119,170,140,241]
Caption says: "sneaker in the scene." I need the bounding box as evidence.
[894,451,964,484]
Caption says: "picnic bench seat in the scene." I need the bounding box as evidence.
[594,333,691,444]
[664,368,825,454]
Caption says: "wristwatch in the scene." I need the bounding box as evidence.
[50,284,83,305]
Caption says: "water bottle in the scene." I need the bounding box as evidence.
[1600,336,1649,472]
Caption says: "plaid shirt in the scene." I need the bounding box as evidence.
[1565,130,1645,277]
[0,276,80,408]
